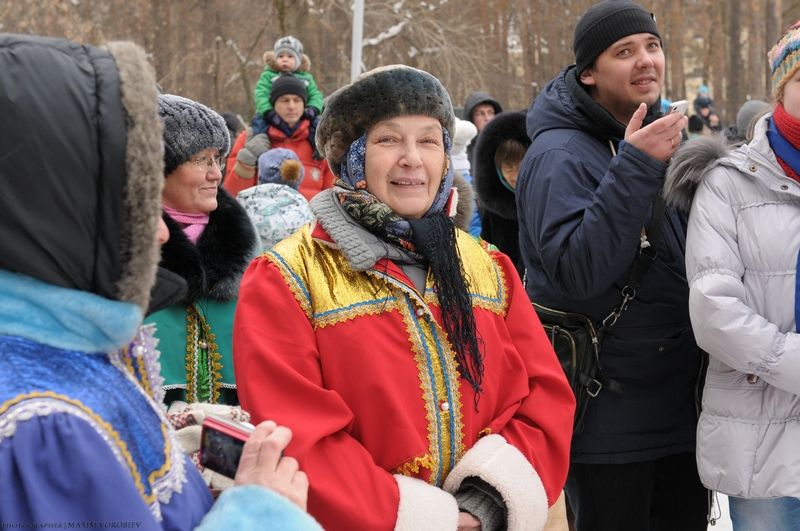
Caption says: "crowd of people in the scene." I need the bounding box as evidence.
[1,1,799,530]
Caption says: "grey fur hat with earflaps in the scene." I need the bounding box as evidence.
[315,65,455,177]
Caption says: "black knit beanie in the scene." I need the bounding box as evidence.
[270,74,308,106]
[573,0,660,74]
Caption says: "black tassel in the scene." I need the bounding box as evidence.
[409,214,484,402]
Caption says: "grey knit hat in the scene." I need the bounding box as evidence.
[157,94,230,175]
[573,1,660,74]
[735,100,769,135]
[273,36,304,72]
[316,65,455,177]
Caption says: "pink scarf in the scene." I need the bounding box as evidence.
[163,205,209,244]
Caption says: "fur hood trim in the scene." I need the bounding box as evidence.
[452,173,475,232]
[263,50,311,72]
[105,42,165,311]
[473,111,528,219]
[160,189,259,302]
[664,135,731,213]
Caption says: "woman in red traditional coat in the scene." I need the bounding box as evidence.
[233,65,575,531]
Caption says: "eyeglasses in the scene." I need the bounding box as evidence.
[188,154,224,171]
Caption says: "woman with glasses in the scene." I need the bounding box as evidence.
[146,94,259,408]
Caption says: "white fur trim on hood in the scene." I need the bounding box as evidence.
[443,434,549,531]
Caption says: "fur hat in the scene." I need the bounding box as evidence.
[270,74,308,106]
[273,35,304,72]
[157,94,230,175]
[316,65,455,177]
[573,0,660,74]
[257,148,304,189]
[769,22,800,99]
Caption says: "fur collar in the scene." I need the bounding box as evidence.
[159,189,259,302]
[473,111,528,219]
[664,134,731,213]
[452,173,475,231]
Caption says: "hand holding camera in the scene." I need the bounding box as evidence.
[201,416,309,511]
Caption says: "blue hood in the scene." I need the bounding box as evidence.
[527,67,593,140]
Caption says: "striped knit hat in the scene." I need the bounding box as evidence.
[769,21,800,100]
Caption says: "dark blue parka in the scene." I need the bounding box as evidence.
[516,66,702,464]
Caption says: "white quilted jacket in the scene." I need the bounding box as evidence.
[685,114,800,498]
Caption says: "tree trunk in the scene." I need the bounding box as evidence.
[726,0,742,122]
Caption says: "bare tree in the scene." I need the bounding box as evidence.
[0,0,785,124]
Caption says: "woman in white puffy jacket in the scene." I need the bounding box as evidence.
[664,23,800,531]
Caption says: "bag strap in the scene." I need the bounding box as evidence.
[592,196,666,394]
[601,195,666,331]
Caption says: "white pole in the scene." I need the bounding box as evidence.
[351,0,364,81]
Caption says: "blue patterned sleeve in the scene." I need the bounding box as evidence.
[0,413,161,529]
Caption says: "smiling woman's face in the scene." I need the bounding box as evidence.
[162,147,222,214]
[364,115,446,220]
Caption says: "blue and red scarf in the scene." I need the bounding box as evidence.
[767,104,800,330]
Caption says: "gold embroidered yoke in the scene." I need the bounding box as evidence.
[265,225,508,486]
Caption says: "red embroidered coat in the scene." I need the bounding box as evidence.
[233,223,574,531]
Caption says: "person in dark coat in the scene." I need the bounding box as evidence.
[515,2,706,530]
[473,111,529,277]
[463,91,503,164]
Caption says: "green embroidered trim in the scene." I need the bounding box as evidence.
[185,304,223,403]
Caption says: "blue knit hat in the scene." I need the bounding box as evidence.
[257,148,304,189]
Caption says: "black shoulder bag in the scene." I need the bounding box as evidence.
[533,197,666,432]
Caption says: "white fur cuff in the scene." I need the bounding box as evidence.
[394,474,459,531]
[443,434,548,531]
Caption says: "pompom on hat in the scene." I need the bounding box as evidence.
[315,65,455,177]
[157,94,230,175]
[573,0,660,75]
[769,21,800,99]
[257,148,304,189]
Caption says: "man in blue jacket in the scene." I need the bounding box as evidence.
[516,2,706,530]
